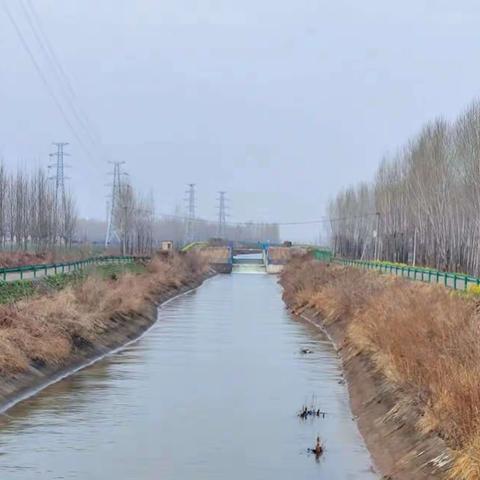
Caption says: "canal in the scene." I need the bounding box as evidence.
[0,274,377,479]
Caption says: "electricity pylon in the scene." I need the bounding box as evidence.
[105,161,126,247]
[217,191,228,239]
[49,142,69,211]
[184,183,196,244]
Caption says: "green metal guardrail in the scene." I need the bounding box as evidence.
[331,258,480,291]
[312,249,333,262]
[0,255,150,281]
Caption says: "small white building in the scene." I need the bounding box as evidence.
[160,240,174,251]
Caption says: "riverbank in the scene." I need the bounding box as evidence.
[280,258,480,480]
[0,252,212,412]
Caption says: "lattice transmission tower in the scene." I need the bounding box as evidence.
[49,142,69,211]
[105,161,126,247]
[217,191,228,239]
[184,183,196,244]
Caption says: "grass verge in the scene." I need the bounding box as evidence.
[0,262,147,305]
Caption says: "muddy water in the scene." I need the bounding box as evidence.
[0,274,377,479]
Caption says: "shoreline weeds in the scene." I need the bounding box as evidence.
[0,272,214,414]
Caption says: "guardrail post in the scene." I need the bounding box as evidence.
[465,276,468,291]
[444,274,447,287]
[453,274,457,290]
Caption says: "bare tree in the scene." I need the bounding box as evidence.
[328,101,480,276]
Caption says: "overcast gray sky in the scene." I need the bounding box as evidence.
[1,0,479,241]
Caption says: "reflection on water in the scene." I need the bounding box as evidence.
[0,275,377,479]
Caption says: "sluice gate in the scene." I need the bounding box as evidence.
[232,252,266,274]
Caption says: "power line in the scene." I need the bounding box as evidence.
[23,0,76,98]
[19,0,100,148]
[2,0,94,158]
[275,212,379,226]
[155,210,378,227]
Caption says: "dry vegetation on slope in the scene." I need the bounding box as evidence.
[0,252,208,379]
[281,258,480,479]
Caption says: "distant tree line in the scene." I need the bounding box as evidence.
[81,209,280,248]
[329,100,480,276]
[180,219,280,245]
[0,163,77,250]
[0,159,280,256]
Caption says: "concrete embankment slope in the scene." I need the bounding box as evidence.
[280,259,460,480]
[0,253,213,413]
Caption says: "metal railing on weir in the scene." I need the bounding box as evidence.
[0,255,150,281]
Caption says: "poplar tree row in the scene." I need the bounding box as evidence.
[112,181,155,255]
[329,100,480,275]
[0,163,77,250]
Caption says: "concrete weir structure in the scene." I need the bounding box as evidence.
[194,244,308,275]
[196,246,233,273]
[265,246,308,274]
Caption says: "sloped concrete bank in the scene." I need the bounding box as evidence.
[283,303,451,480]
[0,273,213,413]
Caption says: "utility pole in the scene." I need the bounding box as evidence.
[217,191,227,239]
[49,142,69,243]
[374,211,380,261]
[184,183,196,244]
[105,161,126,248]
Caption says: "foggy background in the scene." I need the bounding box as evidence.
[1,0,479,242]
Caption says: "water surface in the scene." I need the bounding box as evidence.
[0,274,377,479]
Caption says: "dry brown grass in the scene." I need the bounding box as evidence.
[0,251,208,378]
[268,246,307,262]
[281,258,480,479]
